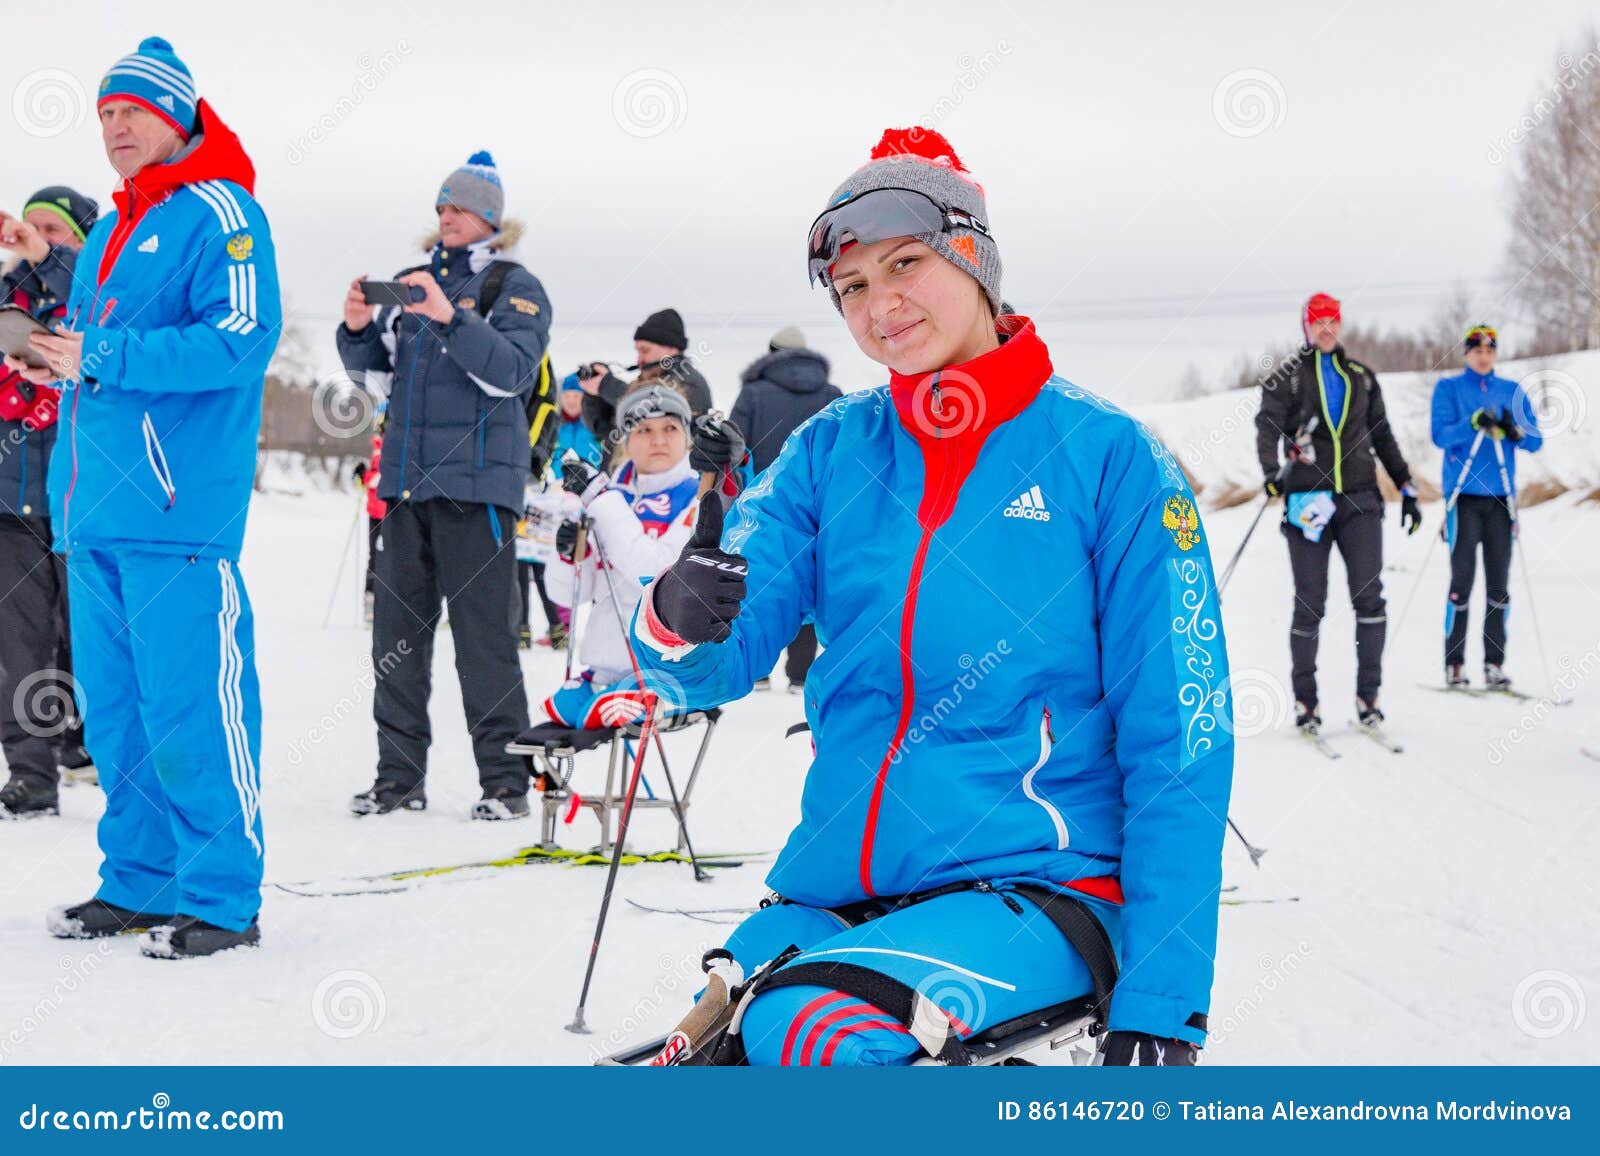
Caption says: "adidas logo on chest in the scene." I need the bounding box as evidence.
[1003,484,1051,522]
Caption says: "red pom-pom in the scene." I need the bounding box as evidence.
[869,127,967,172]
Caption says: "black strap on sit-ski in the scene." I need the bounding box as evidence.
[742,885,1118,1066]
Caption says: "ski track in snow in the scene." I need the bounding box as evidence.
[3,478,1598,1065]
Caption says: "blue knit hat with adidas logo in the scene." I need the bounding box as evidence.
[437,151,504,227]
[98,36,198,139]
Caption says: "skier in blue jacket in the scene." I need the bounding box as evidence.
[1430,324,1543,691]
[631,128,1234,1065]
[9,37,281,957]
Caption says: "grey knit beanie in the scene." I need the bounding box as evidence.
[436,150,504,227]
[819,127,1001,314]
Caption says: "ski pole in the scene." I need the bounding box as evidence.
[1392,426,1487,640]
[1226,816,1266,868]
[1490,435,1564,705]
[1219,416,1318,597]
[321,489,366,629]
[588,519,709,881]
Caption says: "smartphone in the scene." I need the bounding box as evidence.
[360,281,426,307]
[0,305,52,370]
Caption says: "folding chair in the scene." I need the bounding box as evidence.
[506,708,723,854]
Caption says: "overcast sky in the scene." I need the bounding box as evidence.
[4,0,1595,400]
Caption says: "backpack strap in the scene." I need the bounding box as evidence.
[475,259,516,318]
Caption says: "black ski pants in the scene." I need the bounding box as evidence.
[1445,494,1514,668]
[1283,488,1387,709]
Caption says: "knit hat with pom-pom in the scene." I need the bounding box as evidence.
[819,127,1001,314]
[437,150,504,226]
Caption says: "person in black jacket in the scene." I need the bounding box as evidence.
[729,326,842,691]
[1254,293,1421,736]
[337,152,551,821]
[579,307,712,452]
[0,187,97,818]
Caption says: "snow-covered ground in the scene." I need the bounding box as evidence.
[4,378,1598,1065]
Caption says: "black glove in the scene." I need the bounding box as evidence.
[688,412,745,476]
[561,455,608,506]
[1101,1031,1197,1066]
[1400,489,1422,536]
[652,496,747,644]
[555,519,582,564]
[1499,407,1523,443]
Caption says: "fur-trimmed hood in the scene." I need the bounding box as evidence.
[418,217,525,254]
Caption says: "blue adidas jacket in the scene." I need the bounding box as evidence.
[633,318,1234,1046]
[48,101,280,559]
[1431,369,1543,497]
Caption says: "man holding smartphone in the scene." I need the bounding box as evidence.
[336,151,552,820]
[6,37,281,957]
[0,185,98,819]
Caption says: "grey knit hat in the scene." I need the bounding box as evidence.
[769,325,806,352]
[436,150,504,227]
[617,383,692,433]
[818,127,1001,314]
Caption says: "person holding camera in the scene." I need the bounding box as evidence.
[577,307,712,449]
[336,151,552,821]
[0,185,98,819]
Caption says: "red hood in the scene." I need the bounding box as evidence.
[888,315,1054,526]
[99,100,255,285]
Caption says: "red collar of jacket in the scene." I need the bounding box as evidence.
[887,315,1054,527]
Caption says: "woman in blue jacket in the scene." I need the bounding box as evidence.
[1430,324,1543,691]
[631,129,1235,1065]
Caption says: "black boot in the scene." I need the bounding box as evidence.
[141,915,261,959]
[1356,697,1386,727]
[47,898,175,939]
[471,785,530,821]
[1445,664,1469,689]
[0,777,60,819]
[350,778,426,816]
[1294,700,1322,735]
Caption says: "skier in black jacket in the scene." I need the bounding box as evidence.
[1255,293,1421,737]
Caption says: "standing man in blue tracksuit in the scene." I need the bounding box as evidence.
[1431,324,1543,691]
[631,128,1234,1065]
[7,38,281,957]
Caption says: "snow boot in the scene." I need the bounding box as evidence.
[1445,664,1470,689]
[350,778,426,816]
[471,786,530,821]
[1356,697,1386,727]
[753,677,772,692]
[47,898,174,939]
[538,623,569,650]
[141,915,261,959]
[1483,664,1513,692]
[1294,701,1322,735]
[0,777,59,819]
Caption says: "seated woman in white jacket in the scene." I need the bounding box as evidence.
[544,384,704,729]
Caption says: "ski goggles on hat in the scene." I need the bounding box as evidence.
[616,383,692,433]
[807,187,990,286]
[1463,324,1498,351]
